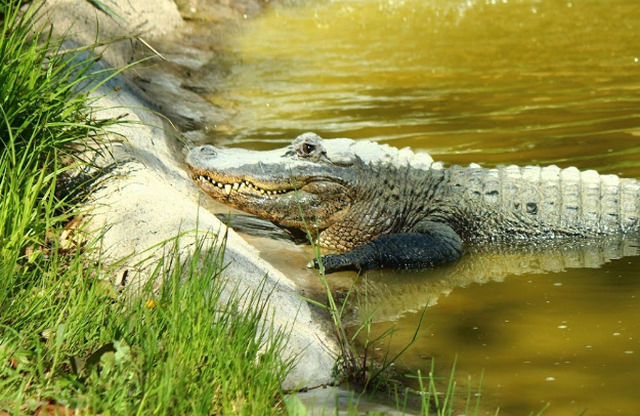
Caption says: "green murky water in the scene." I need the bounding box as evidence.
[212,0,640,175]
[196,0,640,414]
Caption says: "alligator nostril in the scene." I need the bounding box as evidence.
[197,145,216,156]
[186,144,218,168]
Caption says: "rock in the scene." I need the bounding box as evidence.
[175,0,269,22]
[41,0,337,389]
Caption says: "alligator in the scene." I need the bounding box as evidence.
[186,132,640,273]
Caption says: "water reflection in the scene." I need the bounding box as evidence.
[362,254,640,415]
[350,236,640,323]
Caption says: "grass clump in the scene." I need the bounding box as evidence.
[0,2,293,414]
[73,236,292,415]
[0,230,294,414]
[309,255,497,415]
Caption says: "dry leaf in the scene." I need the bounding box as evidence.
[59,215,85,251]
[34,403,75,416]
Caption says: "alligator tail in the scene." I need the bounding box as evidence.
[447,164,640,236]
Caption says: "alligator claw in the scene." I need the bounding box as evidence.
[309,254,359,273]
[307,255,348,273]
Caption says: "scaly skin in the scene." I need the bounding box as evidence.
[186,132,640,272]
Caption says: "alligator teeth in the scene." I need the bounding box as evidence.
[195,174,287,196]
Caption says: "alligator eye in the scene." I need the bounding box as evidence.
[299,142,316,156]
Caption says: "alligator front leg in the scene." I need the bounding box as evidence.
[309,221,464,273]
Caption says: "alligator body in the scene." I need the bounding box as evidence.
[186,133,640,273]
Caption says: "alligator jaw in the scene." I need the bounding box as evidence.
[192,172,290,197]
[188,160,351,231]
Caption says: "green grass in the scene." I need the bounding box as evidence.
[0,228,294,414]
[0,2,293,414]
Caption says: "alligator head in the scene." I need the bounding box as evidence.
[186,133,357,232]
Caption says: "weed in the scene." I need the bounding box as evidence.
[0,2,294,414]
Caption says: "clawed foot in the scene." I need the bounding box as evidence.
[306,253,361,273]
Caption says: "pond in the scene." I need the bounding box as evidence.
[171,0,640,414]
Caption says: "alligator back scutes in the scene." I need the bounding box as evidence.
[445,164,640,236]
